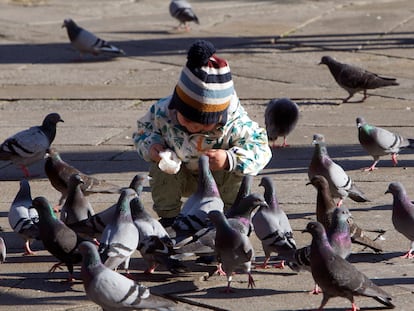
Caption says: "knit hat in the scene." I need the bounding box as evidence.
[169,40,235,125]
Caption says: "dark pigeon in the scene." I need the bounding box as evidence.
[169,0,199,31]
[0,113,63,177]
[319,55,398,103]
[264,98,299,148]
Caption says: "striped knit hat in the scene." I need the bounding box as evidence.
[169,40,234,125]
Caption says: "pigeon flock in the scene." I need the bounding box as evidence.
[0,2,413,311]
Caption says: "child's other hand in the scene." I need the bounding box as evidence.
[204,149,229,171]
[149,144,165,162]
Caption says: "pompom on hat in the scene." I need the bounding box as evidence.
[169,40,235,125]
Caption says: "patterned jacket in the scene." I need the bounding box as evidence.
[133,94,272,176]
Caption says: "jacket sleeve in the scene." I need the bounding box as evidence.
[132,102,166,162]
[225,107,272,175]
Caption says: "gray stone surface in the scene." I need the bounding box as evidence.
[0,0,413,310]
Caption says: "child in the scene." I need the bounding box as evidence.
[133,40,272,227]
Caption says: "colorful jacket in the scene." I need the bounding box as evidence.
[133,94,272,176]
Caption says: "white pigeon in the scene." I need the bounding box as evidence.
[169,0,199,31]
[62,18,125,58]
[8,179,39,255]
[79,241,176,311]
[0,113,63,177]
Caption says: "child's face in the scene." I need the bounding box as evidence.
[177,112,217,133]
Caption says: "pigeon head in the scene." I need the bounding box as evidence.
[307,175,329,190]
[32,196,57,219]
[312,133,325,145]
[62,18,76,28]
[43,113,64,126]
[69,173,84,186]
[208,210,226,225]
[385,182,406,196]
[302,221,326,237]
[319,56,334,65]
[332,206,352,225]
[356,116,367,128]
[129,196,145,219]
[79,241,101,267]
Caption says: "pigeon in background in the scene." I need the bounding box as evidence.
[62,18,125,58]
[264,98,299,148]
[169,0,199,31]
[0,113,63,177]
[98,189,139,275]
[60,174,95,226]
[79,241,177,311]
[308,175,383,253]
[252,176,296,268]
[303,221,395,310]
[319,55,399,103]
[0,237,6,263]
[356,116,414,171]
[173,155,224,232]
[32,196,83,282]
[8,179,39,255]
[385,182,414,258]
[209,210,255,293]
[45,147,121,206]
[308,133,369,206]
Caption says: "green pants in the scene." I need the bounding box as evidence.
[149,162,243,218]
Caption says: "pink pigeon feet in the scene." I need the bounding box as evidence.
[23,241,36,256]
[363,161,378,172]
[309,283,322,295]
[400,249,414,259]
[391,153,398,166]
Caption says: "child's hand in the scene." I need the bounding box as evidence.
[149,144,165,162]
[204,149,229,171]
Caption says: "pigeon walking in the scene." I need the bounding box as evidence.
[319,55,399,103]
[62,18,125,58]
[45,147,121,206]
[356,116,414,171]
[303,221,394,310]
[32,196,83,282]
[264,98,299,148]
[169,0,199,31]
[8,179,39,255]
[385,182,414,258]
[252,176,296,268]
[0,113,63,177]
[0,237,6,263]
[79,241,176,311]
[98,189,139,275]
[308,133,369,206]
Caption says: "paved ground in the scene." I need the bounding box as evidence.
[0,0,413,310]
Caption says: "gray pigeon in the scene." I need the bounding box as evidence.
[79,241,176,311]
[60,174,95,226]
[169,0,199,31]
[356,116,414,171]
[0,237,6,263]
[130,196,187,274]
[319,55,399,103]
[328,206,352,260]
[252,176,296,268]
[45,147,121,206]
[209,210,255,293]
[98,189,139,275]
[308,133,369,206]
[0,113,63,177]
[8,179,39,255]
[172,155,224,232]
[226,174,253,218]
[62,18,125,58]
[385,182,414,258]
[264,98,299,148]
[32,196,83,282]
[304,221,395,310]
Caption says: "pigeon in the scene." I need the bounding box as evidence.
[0,237,6,263]
[308,133,369,206]
[32,196,83,282]
[0,113,63,177]
[319,55,399,103]
[328,206,352,260]
[303,221,395,310]
[385,182,414,258]
[172,155,224,232]
[79,241,177,311]
[62,18,125,58]
[226,174,253,218]
[130,196,187,274]
[60,174,95,226]
[264,98,299,148]
[252,176,296,268]
[8,179,39,255]
[169,0,199,31]
[45,147,121,206]
[308,175,383,253]
[209,210,255,293]
[356,116,414,171]
[98,189,139,275]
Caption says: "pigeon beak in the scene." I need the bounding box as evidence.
[305,181,312,186]
[59,118,64,123]
[301,228,309,234]
[384,189,390,194]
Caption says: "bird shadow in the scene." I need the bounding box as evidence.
[348,251,401,264]
[180,286,301,299]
